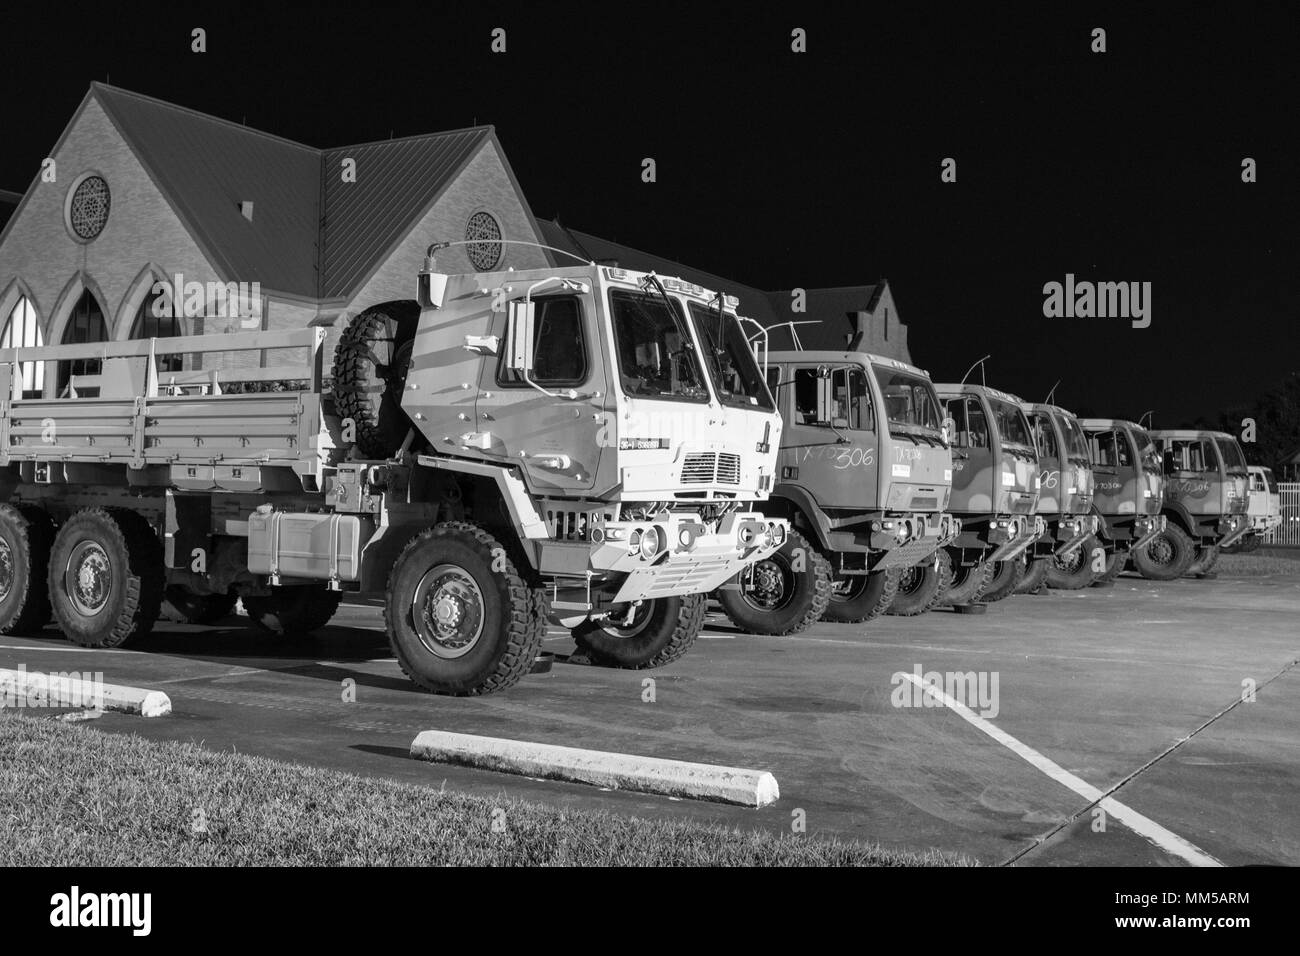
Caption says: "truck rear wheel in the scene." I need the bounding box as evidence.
[1017,555,1049,595]
[715,530,831,634]
[385,522,545,695]
[331,307,419,459]
[162,588,238,625]
[48,508,164,648]
[887,550,953,616]
[1185,544,1219,578]
[0,504,55,635]
[243,584,341,635]
[981,558,1024,603]
[1131,524,1195,581]
[1046,534,1100,590]
[942,551,994,606]
[572,594,705,668]
[823,569,897,624]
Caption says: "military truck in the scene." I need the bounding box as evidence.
[1224,465,1281,553]
[1078,418,1166,584]
[715,351,958,632]
[0,247,789,695]
[1137,429,1250,578]
[932,384,1044,606]
[1016,402,1100,592]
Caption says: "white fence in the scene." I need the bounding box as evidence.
[1265,482,1300,546]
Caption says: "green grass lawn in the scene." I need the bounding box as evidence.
[0,713,974,866]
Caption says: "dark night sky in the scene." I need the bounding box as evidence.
[3,2,1296,424]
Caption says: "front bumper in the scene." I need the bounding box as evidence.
[870,512,961,570]
[1048,513,1101,558]
[1215,513,1249,549]
[986,515,1048,563]
[591,511,789,604]
[1251,514,1282,534]
[1130,513,1167,551]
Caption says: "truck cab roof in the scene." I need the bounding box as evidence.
[1149,428,1235,442]
[766,350,931,379]
[933,383,1027,405]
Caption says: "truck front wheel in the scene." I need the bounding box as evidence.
[48,508,164,648]
[1131,525,1195,581]
[572,594,705,668]
[1017,555,1049,595]
[1046,534,1100,590]
[981,558,1025,603]
[0,504,55,635]
[715,530,831,634]
[1184,544,1219,578]
[823,569,898,624]
[942,551,994,606]
[887,550,953,616]
[385,522,545,695]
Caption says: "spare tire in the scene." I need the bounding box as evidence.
[331,306,420,459]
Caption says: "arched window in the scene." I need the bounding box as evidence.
[130,286,185,373]
[59,290,109,396]
[1,297,45,398]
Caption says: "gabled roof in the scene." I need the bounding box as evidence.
[765,284,884,352]
[93,84,322,298]
[0,190,20,233]
[320,128,490,299]
[82,84,497,301]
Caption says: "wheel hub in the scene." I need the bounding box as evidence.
[413,564,484,659]
[1147,535,1174,565]
[743,558,792,612]
[66,541,111,616]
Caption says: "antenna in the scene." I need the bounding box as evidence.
[1138,410,1154,429]
[959,354,991,387]
[1045,379,1061,405]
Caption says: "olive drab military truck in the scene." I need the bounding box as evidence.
[1137,429,1250,579]
[715,351,958,632]
[1078,418,1167,584]
[1016,402,1101,593]
[1225,465,1280,553]
[0,244,789,695]
[932,384,1045,607]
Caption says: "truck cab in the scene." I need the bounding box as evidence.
[1228,465,1281,552]
[1019,402,1101,590]
[1079,418,1167,582]
[933,383,1045,606]
[1143,429,1250,576]
[716,350,957,631]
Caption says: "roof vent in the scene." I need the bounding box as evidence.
[239,201,254,221]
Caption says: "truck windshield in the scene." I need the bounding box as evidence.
[688,302,774,410]
[990,398,1033,451]
[872,366,942,437]
[1216,437,1248,474]
[1131,427,1163,474]
[609,290,709,402]
[1060,414,1091,463]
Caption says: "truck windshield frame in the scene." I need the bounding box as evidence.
[608,289,709,403]
[1060,413,1091,463]
[1131,427,1163,474]
[989,397,1034,451]
[687,301,774,410]
[872,365,943,438]
[1216,436,1248,474]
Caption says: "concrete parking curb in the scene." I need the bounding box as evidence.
[0,668,172,717]
[410,730,779,807]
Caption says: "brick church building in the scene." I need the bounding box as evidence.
[0,83,911,397]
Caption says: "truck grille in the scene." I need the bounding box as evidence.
[681,452,741,484]
[545,510,588,540]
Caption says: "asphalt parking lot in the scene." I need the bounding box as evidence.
[3,569,1297,866]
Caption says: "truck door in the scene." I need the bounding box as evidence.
[780,364,878,510]
[1160,437,1216,516]
[1027,410,1062,514]
[1089,427,1136,514]
[943,394,994,514]
[474,291,607,492]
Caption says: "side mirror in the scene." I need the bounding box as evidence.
[417,264,448,309]
[941,416,955,446]
[505,300,536,373]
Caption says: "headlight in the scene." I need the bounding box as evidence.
[639,526,664,560]
[770,523,787,546]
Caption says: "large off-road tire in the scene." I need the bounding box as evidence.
[1132,523,1195,581]
[0,504,56,634]
[48,508,164,649]
[385,522,545,695]
[887,550,954,616]
[823,569,898,624]
[1091,546,1126,586]
[1017,555,1049,595]
[1185,544,1220,578]
[162,588,238,625]
[942,551,994,606]
[1234,533,1262,554]
[243,583,343,635]
[1046,533,1101,590]
[573,593,705,668]
[331,306,420,459]
[715,530,831,634]
[981,558,1025,603]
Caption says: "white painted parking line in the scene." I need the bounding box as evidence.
[410,730,779,807]
[899,672,1223,867]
